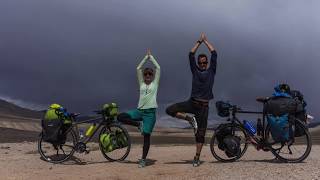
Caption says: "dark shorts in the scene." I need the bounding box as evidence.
[166,99,209,143]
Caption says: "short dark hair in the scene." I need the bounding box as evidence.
[198,54,208,61]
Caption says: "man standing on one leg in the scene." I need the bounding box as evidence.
[166,33,217,167]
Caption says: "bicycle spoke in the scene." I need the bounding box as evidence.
[38,129,76,163]
[60,146,66,156]
[62,144,74,148]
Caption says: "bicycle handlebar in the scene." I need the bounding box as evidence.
[227,104,262,115]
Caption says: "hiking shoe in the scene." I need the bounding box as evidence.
[189,117,198,134]
[138,159,146,168]
[192,156,200,167]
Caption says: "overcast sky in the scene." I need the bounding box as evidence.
[0,0,319,126]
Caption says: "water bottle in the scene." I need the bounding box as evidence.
[256,118,263,136]
[243,120,257,135]
[85,124,96,137]
[79,128,85,139]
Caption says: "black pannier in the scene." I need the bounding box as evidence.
[42,104,71,145]
[215,124,241,158]
[291,90,308,137]
[216,124,232,150]
[264,96,301,116]
[216,101,231,117]
[223,135,241,158]
[42,119,63,143]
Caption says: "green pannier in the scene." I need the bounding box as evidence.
[100,130,128,152]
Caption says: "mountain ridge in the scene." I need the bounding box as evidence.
[0,99,42,119]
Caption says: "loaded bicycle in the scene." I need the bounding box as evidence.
[210,98,312,163]
[38,103,131,163]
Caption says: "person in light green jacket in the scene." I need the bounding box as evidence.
[117,49,160,168]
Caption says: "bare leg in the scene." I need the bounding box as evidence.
[196,143,203,157]
[193,143,203,167]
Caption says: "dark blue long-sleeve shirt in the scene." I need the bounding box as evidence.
[189,50,217,100]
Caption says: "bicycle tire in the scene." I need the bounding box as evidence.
[210,123,249,162]
[38,128,77,163]
[266,119,312,163]
[99,123,131,162]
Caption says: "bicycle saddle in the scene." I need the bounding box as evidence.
[256,97,269,103]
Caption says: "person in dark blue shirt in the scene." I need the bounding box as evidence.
[166,33,217,167]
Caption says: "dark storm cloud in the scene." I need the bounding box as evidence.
[0,0,319,125]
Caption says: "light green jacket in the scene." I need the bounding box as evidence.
[137,55,160,109]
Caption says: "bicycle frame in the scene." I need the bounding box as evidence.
[70,114,116,145]
[228,105,268,146]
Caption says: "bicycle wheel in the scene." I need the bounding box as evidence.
[38,128,77,163]
[99,123,131,162]
[266,119,312,163]
[210,123,249,162]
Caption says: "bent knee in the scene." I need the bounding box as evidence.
[165,105,176,117]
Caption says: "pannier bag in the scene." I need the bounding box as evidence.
[215,124,241,158]
[264,97,295,143]
[264,97,298,116]
[264,94,304,142]
[100,130,128,152]
[100,133,114,152]
[267,114,290,142]
[223,135,241,158]
[115,130,128,148]
[216,101,231,117]
[291,90,308,137]
[215,124,232,150]
[42,104,71,144]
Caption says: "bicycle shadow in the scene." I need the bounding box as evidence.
[210,158,307,164]
[39,156,110,166]
[240,159,307,164]
[41,156,158,166]
[164,159,204,165]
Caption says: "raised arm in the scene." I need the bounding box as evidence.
[149,54,160,84]
[203,34,217,73]
[190,38,202,54]
[189,34,204,73]
[137,54,148,85]
[203,34,215,52]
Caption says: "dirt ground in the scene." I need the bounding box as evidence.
[0,142,319,180]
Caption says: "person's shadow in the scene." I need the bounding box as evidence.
[122,159,157,166]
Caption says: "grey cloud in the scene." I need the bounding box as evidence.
[0,0,319,123]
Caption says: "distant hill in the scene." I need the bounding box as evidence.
[0,99,42,119]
